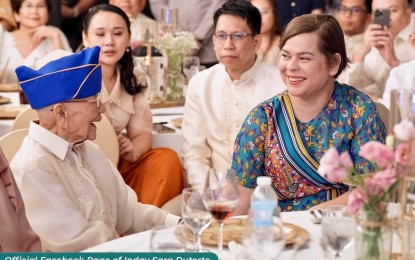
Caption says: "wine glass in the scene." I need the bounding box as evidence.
[202,169,239,258]
[321,205,356,259]
[160,7,178,33]
[182,56,200,81]
[181,188,212,252]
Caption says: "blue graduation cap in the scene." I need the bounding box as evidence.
[15,47,102,110]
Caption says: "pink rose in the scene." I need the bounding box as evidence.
[348,187,369,215]
[364,178,385,197]
[394,120,415,141]
[373,168,397,191]
[318,148,339,176]
[359,141,394,168]
[395,142,415,166]
[318,148,348,182]
[327,167,349,183]
[340,151,353,168]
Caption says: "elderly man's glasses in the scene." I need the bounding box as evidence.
[63,95,101,107]
[337,5,366,15]
[213,32,254,44]
[50,96,101,111]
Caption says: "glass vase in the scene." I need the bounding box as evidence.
[164,69,185,102]
[355,211,392,260]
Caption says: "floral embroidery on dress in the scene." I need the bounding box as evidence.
[232,82,386,211]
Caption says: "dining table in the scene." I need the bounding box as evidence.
[0,91,23,136]
[83,210,354,259]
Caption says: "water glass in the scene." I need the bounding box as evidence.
[160,7,178,33]
[321,205,356,259]
[182,56,200,81]
[181,188,212,252]
[389,89,415,132]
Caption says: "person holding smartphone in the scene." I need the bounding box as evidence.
[345,0,414,101]
[382,17,415,108]
[335,0,372,84]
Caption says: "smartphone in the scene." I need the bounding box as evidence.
[153,123,175,133]
[373,9,390,28]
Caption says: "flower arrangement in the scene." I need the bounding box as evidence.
[156,31,198,72]
[155,31,198,101]
[318,119,415,259]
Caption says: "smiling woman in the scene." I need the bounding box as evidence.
[232,14,387,215]
[0,0,71,84]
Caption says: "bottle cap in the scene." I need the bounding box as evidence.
[257,176,271,186]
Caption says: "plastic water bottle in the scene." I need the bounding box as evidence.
[243,176,284,259]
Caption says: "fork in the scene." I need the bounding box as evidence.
[309,210,322,224]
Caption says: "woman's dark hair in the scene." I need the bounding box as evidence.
[214,0,262,35]
[270,0,282,35]
[364,0,372,13]
[83,4,146,95]
[12,0,52,13]
[279,14,350,78]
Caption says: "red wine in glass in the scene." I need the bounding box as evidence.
[208,204,236,222]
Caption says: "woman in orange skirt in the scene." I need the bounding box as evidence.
[82,4,185,207]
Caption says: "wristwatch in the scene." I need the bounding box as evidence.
[177,218,184,225]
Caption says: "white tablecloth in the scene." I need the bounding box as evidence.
[83,211,355,259]
[151,106,183,155]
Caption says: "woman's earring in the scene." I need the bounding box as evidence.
[126,47,130,53]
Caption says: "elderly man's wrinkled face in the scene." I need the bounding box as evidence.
[59,96,105,143]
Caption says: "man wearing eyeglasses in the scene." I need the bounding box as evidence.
[181,0,285,190]
[346,0,414,101]
[335,0,372,83]
[10,47,181,252]
[337,0,372,59]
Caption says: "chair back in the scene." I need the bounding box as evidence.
[10,106,38,131]
[0,129,29,162]
[375,102,390,134]
[10,107,119,165]
[94,114,119,165]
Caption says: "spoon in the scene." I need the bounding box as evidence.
[309,210,322,224]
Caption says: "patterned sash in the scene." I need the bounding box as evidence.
[267,94,346,201]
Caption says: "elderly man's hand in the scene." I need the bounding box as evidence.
[118,134,140,162]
